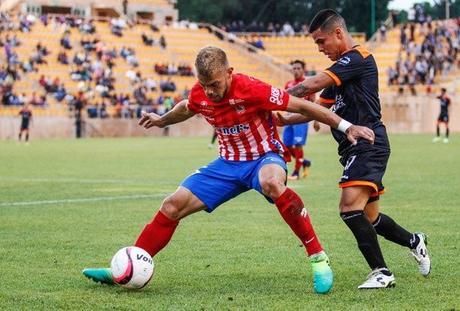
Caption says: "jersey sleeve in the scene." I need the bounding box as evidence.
[318,87,335,106]
[248,78,289,111]
[186,83,202,113]
[324,50,366,86]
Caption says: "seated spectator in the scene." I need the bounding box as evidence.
[141,33,154,46]
[248,36,265,50]
[54,84,67,102]
[60,34,72,49]
[126,54,139,67]
[280,21,295,36]
[57,50,69,65]
[36,42,49,56]
[159,35,167,49]
[160,77,176,92]
[178,63,194,76]
[144,77,157,91]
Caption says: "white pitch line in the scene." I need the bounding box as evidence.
[0,193,167,207]
[0,177,175,185]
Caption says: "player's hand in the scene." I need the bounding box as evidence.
[138,111,163,129]
[313,121,320,132]
[274,112,290,126]
[345,125,374,145]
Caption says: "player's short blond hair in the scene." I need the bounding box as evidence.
[195,46,229,79]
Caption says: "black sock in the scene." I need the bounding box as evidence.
[25,133,29,142]
[446,127,449,138]
[436,125,440,136]
[18,133,21,141]
[341,210,388,271]
[372,213,419,249]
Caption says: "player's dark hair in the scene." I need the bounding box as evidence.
[309,9,347,33]
[441,88,447,92]
[195,46,229,79]
[291,59,305,69]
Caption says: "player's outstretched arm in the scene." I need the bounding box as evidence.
[138,100,195,129]
[286,72,334,98]
[274,101,331,126]
[286,96,375,145]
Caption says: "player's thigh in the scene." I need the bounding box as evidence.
[363,200,380,223]
[254,154,287,199]
[339,186,373,213]
[160,186,207,220]
[180,159,248,213]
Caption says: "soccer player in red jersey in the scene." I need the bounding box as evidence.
[283,60,316,180]
[83,46,374,294]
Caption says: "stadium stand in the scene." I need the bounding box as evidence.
[0,1,458,138]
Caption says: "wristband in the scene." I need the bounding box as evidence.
[337,119,352,133]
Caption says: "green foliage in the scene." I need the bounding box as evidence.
[177,0,391,37]
[0,135,459,310]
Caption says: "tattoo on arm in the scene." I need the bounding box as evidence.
[287,83,310,98]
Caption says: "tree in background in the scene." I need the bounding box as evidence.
[177,0,391,38]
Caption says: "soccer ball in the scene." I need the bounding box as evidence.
[110,246,154,289]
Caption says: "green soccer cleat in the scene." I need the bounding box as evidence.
[82,268,115,285]
[309,251,334,294]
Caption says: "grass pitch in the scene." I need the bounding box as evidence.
[0,134,459,310]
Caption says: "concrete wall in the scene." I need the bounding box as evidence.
[0,115,214,140]
[1,95,457,140]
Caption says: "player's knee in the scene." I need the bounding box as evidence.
[339,202,357,213]
[160,195,183,221]
[260,176,284,199]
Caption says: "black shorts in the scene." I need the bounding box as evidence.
[437,113,449,123]
[338,147,390,197]
[20,122,29,130]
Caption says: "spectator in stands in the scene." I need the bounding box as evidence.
[159,35,167,49]
[160,77,176,92]
[55,84,67,102]
[57,50,69,65]
[280,21,295,36]
[178,63,194,76]
[141,33,154,46]
[126,53,139,67]
[36,42,49,57]
[379,23,387,42]
[248,35,265,50]
[150,22,159,32]
[144,77,157,91]
[80,20,96,34]
[60,33,72,50]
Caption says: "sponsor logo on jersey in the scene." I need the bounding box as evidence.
[216,123,250,135]
[269,87,284,105]
[229,99,246,114]
[337,56,351,66]
[331,94,346,113]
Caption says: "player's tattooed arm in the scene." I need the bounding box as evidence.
[286,83,310,98]
[286,72,335,98]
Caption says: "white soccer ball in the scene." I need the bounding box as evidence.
[110,246,154,289]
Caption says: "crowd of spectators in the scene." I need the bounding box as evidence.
[387,18,459,95]
[1,13,192,120]
[218,20,309,36]
[154,63,194,76]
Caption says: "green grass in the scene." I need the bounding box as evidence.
[0,134,459,310]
